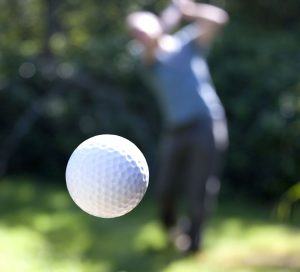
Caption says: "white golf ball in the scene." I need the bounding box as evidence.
[65,134,149,218]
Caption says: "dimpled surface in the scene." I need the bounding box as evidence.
[66,134,149,218]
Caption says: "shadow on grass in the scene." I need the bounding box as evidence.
[0,176,299,272]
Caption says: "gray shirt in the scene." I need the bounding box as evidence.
[138,24,225,129]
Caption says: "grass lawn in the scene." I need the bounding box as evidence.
[0,176,299,272]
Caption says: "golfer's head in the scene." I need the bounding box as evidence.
[126,11,163,45]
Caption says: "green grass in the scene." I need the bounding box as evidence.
[0,176,299,272]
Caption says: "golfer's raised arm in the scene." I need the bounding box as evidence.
[175,0,229,47]
[159,1,182,33]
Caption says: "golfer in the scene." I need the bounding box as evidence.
[127,0,229,253]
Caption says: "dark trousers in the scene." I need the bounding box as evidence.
[156,116,228,250]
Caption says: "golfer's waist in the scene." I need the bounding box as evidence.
[165,116,210,134]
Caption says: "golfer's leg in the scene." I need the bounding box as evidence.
[185,125,214,252]
[156,133,183,229]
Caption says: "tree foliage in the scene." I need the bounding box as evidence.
[0,0,299,198]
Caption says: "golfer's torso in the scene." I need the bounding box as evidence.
[151,37,225,129]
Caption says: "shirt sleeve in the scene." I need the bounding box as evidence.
[173,23,210,57]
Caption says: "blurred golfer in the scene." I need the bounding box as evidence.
[127,0,229,253]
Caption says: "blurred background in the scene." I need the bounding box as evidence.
[0,0,299,271]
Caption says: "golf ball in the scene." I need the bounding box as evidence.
[66,134,149,218]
